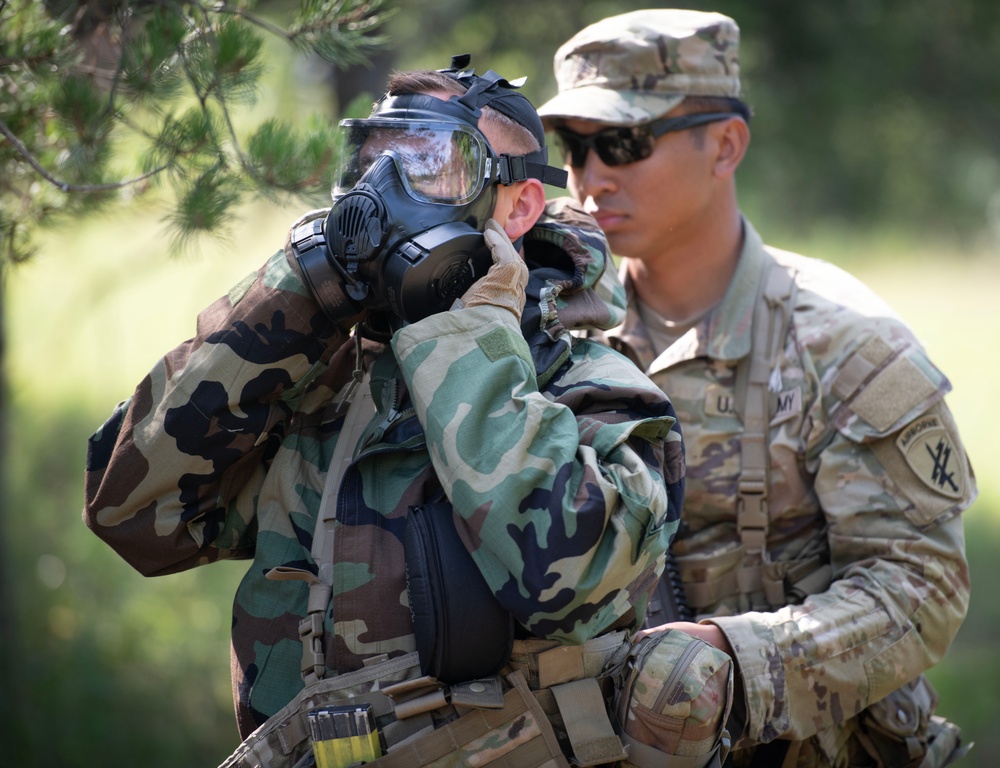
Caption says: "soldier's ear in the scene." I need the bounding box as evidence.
[497,179,545,242]
[712,117,749,179]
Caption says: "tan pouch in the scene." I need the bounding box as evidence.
[373,670,570,768]
[612,629,734,768]
[855,676,969,768]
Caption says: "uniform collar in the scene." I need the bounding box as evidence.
[607,217,768,372]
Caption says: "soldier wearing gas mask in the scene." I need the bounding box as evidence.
[292,56,572,334]
[84,58,686,768]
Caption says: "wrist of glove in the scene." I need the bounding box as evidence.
[285,212,365,329]
[456,219,529,321]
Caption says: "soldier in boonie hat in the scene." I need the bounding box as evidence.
[541,9,974,768]
[538,9,744,127]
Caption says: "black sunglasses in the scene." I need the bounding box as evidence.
[554,112,737,168]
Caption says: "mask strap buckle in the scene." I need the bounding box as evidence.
[497,155,527,186]
[497,154,569,188]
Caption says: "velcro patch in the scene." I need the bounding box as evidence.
[476,326,525,362]
[895,415,964,499]
[851,355,937,432]
[832,336,893,400]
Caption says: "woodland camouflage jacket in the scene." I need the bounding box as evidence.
[603,219,974,766]
[83,198,684,738]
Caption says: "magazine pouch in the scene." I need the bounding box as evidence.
[855,675,969,768]
[218,653,423,768]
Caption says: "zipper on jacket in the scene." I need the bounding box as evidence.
[358,375,415,452]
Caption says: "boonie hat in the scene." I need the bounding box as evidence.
[538,9,742,127]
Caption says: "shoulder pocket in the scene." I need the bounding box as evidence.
[830,335,950,443]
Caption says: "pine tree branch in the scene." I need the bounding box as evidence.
[197,1,291,43]
[0,119,167,193]
[2,0,392,264]
[215,93,253,175]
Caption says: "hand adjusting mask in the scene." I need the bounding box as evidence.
[292,56,568,327]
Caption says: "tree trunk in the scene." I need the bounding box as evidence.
[0,264,14,684]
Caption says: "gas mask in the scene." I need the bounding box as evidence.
[291,59,567,329]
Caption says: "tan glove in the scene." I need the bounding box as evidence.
[457,218,529,321]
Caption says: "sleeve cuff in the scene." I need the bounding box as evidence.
[706,613,791,741]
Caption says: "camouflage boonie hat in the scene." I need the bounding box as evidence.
[538,9,741,127]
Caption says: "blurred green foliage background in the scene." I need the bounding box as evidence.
[3,1,999,765]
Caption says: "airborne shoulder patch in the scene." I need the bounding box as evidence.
[895,415,964,499]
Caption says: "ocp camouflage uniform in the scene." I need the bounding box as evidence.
[83,197,685,740]
[600,220,974,766]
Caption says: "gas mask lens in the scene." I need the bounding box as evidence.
[335,120,491,205]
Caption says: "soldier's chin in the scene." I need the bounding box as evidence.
[605,229,649,261]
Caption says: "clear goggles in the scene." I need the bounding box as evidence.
[334,119,497,205]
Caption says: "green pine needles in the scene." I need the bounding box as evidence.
[0,0,392,262]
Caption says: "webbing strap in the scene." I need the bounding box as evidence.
[507,631,628,693]
[300,363,376,684]
[733,253,797,600]
[683,572,738,610]
[534,631,627,689]
[311,367,376,566]
[551,678,628,766]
